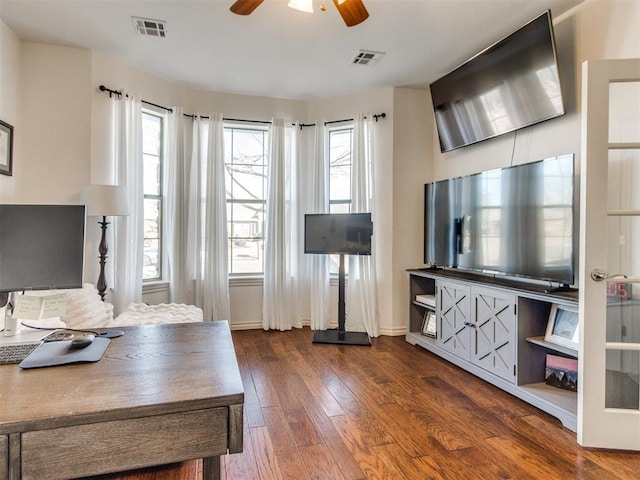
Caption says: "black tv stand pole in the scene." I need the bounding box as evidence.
[312,253,371,346]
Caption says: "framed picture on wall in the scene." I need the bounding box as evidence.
[544,304,579,351]
[0,119,13,176]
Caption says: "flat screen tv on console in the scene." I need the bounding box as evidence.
[424,154,575,286]
[430,10,565,152]
[305,213,373,256]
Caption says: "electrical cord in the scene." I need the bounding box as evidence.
[19,322,124,339]
[19,322,101,337]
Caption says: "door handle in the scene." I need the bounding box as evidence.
[591,269,625,282]
[591,269,640,283]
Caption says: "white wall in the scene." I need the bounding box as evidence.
[0,19,21,201]
[391,88,433,335]
[19,43,92,204]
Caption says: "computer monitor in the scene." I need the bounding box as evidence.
[0,204,86,293]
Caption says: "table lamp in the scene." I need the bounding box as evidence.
[80,184,129,301]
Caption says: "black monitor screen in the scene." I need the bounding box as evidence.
[0,204,86,292]
[304,213,373,255]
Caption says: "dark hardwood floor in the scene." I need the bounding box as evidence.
[109,327,640,480]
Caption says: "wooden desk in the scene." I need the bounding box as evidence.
[0,321,244,480]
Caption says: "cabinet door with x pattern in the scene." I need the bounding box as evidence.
[437,280,471,359]
[470,286,517,383]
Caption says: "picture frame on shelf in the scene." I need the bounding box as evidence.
[545,353,578,391]
[544,304,579,351]
[421,309,436,338]
[0,119,13,176]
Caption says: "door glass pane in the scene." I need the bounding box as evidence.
[609,82,640,144]
[606,149,640,344]
[605,80,640,413]
[608,149,640,211]
[606,349,640,409]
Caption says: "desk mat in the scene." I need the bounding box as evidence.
[19,337,111,369]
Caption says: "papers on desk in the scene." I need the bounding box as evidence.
[14,293,67,320]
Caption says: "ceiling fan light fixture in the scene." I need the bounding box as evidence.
[288,0,314,14]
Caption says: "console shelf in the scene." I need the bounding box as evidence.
[407,268,579,432]
[526,336,578,358]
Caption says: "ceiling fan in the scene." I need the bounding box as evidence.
[230,0,369,27]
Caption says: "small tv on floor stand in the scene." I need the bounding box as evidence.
[304,213,373,347]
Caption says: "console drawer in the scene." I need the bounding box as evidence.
[21,407,228,480]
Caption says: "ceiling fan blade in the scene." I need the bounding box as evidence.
[230,0,265,15]
[333,0,369,27]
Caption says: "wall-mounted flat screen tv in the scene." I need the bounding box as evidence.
[430,10,565,152]
[424,154,575,285]
[305,213,373,255]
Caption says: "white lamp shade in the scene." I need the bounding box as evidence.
[288,0,313,13]
[80,184,129,217]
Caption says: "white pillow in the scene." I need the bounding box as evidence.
[113,303,203,326]
[59,284,114,329]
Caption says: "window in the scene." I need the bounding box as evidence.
[328,126,354,273]
[225,125,269,275]
[329,126,353,214]
[142,111,164,281]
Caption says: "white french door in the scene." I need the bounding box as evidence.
[580,58,640,449]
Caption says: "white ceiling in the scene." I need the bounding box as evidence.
[0,0,582,101]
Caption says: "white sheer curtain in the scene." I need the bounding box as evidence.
[346,114,380,337]
[165,107,197,304]
[112,95,144,314]
[197,114,230,321]
[295,122,330,330]
[263,119,297,330]
[165,111,230,321]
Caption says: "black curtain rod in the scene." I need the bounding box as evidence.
[100,85,269,124]
[100,85,174,112]
[98,85,386,127]
[297,113,386,130]
[184,113,271,125]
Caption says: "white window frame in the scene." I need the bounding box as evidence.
[225,123,269,277]
[142,109,165,283]
[327,124,354,275]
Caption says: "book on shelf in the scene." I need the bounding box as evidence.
[415,294,436,308]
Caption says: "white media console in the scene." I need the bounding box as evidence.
[406,268,579,431]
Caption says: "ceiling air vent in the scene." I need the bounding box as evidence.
[352,50,385,66]
[132,17,167,38]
